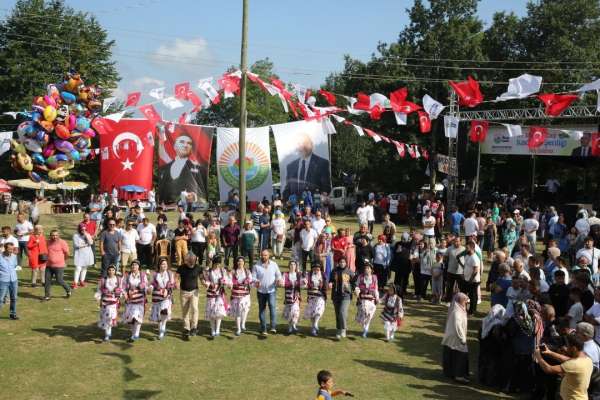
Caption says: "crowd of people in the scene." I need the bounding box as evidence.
[2,190,600,399]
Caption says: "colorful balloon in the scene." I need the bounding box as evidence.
[75,117,89,131]
[54,124,71,139]
[43,105,57,122]
[61,91,76,104]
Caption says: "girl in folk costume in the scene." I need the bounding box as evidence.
[280,260,304,334]
[355,262,379,338]
[122,260,147,342]
[380,285,404,342]
[228,256,253,336]
[149,257,175,340]
[203,256,231,337]
[95,264,122,342]
[303,263,327,336]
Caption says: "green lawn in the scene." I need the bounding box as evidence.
[0,213,515,400]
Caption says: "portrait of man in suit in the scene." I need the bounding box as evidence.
[571,132,592,157]
[282,133,331,199]
[158,134,208,204]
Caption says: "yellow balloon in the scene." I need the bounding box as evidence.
[43,105,57,122]
[48,167,69,180]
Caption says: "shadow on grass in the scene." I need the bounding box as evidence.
[32,324,132,350]
[123,389,162,399]
[354,360,508,399]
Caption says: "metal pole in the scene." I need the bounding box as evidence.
[475,142,481,199]
[530,154,536,199]
[238,0,249,224]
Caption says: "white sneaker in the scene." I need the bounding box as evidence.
[341,329,347,338]
[335,334,341,340]
[477,299,482,305]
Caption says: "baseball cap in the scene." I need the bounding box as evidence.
[576,322,594,339]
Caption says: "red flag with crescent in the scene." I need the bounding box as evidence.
[537,93,578,116]
[125,92,141,107]
[528,126,548,149]
[448,76,484,108]
[138,104,162,126]
[418,111,431,133]
[469,120,489,143]
[99,119,155,193]
[174,82,191,100]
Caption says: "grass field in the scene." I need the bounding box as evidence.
[0,212,515,400]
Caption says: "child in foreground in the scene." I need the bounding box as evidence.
[315,370,353,399]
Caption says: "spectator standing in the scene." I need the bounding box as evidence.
[190,220,207,266]
[147,189,156,212]
[176,253,201,339]
[271,211,286,259]
[259,206,271,251]
[99,219,121,277]
[72,224,94,288]
[366,200,376,234]
[464,213,478,238]
[523,211,540,255]
[0,242,19,319]
[120,221,140,269]
[449,207,465,236]
[329,257,355,340]
[221,216,241,267]
[422,209,437,247]
[14,213,33,268]
[27,225,47,287]
[136,217,156,268]
[300,220,319,272]
[43,230,71,300]
[356,201,369,229]
[240,221,259,266]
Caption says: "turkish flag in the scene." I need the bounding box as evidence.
[537,93,578,116]
[99,119,155,193]
[138,104,161,126]
[186,90,203,112]
[393,141,405,158]
[353,92,371,111]
[125,92,141,107]
[418,111,431,133]
[369,104,384,120]
[469,120,489,143]
[218,73,241,97]
[91,117,112,136]
[407,145,417,159]
[528,126,548,149]
[449,76,484,108]
[319,89,336,105]
[591,133,600,157]
[174,82,191,100]
[390,88,421,114]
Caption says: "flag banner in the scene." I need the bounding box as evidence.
[437,154,458,176]
[272,120,332,199]
[216,126,272,204]
[99,118,155,194]
[157,124,213,204]
[481,125,597,156]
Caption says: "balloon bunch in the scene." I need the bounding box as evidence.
[12,71,103,182]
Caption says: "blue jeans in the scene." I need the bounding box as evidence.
[101,253,119,277]
[0,280,18,316]
[259,231,271,251]
[257,291,277,332]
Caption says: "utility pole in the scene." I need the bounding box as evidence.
[447,90,458,208]
[238,0,249,224]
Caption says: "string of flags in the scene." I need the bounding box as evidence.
[76,70,600,155]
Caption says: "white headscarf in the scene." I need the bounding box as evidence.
[481,304,506,339]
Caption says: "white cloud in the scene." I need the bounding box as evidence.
[150,37,213,73]
[132,76,165,89]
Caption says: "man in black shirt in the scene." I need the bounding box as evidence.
[329,257,355,340]
[548,270,570,318]
[176,253,201,339]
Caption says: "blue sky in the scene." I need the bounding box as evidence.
[2,0,528,104]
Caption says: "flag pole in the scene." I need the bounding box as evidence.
[474,142,481,199]
[238,0,249,224]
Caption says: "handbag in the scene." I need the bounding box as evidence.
[38,253,48,263]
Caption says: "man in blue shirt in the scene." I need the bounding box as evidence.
[450,206,465,236]
[252,249,282,335]
[0,242,19,320]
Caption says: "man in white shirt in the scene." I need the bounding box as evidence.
[589,211,600,228]
[136,217,156,268]
[462,241,481,315]
[576,214,591,238]
[14,213,33,267]
[366,200,376,234]
[311,210,326,234]
[422,209,436,246]
[147,189,156,212]
[463,213,478,238]
[576,237,600,274]
[522,213,540,255]
[0,226,19,254]
[299,220,318,272]
[576,322,600,370]
[252,249,283,335]
[120,221,140,268]
[584,288,600,343]
[356,201,369,228]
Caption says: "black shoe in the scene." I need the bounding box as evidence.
[9,314,19,320]
[182,331,190,341]
[31,283,37,288]
[66,291,72,298]
[190,328,197,337]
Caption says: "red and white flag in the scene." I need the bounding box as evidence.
[591,133,600,157]
[125,92,142,107]
[99,119,155,193]
[469,120,489,143]
[537,93,578,116]
[393,141,405,158]
[138,104,162,126]
[417,111,431,133]
[389,88,421,114]
[174,82,190,100]
[448,76,484,108]
[528,126,548,149]
[318,89,336,105]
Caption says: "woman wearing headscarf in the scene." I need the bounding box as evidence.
[442,292,470,383]
[478,305,508,388]
[72,223,94,288]
[505,299,544,393]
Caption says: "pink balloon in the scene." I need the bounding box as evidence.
[44,95,57,108]
[82,128,96,138]
[42,142,55,158]
[68,114,76,131]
